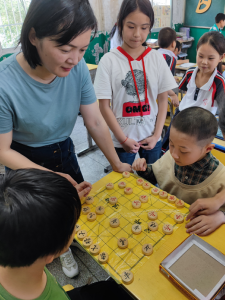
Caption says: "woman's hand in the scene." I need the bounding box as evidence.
[122,138,140,153]
[56,172,92,199]
[185,211,225,236]
[113,162,132,173]
[75,181,92,199]
[132,158,147,172]
[139,135,158,150]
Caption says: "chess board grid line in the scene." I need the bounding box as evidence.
[77,173,190,280]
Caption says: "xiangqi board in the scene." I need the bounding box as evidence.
[75,172,189,283]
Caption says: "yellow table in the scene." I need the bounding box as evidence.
[127,223,225,300]
[86,63,98,70]
[213,137,225,153]
[77,171,225,300]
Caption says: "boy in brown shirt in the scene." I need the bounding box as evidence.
[132,107,225,236]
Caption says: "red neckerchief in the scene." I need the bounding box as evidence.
[117,46,151,117]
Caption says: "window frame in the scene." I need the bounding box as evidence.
[0,0,30,51]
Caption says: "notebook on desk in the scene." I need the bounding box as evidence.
[179,63,196,68]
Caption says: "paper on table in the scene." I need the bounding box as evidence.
[179,63,196,68]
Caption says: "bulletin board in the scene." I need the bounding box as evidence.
[153,5,171,29]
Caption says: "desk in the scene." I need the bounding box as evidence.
[213,137,225,152]
[77,64,99,157]
[76,171,225,300]
[146,43,159,49]
[175,63,197,72]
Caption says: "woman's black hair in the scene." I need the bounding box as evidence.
[117,0,154,39]
[0,169,81,267]
[197,31,225,73]
[20,0,98,69]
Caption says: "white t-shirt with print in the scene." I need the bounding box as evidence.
[94,47,177,148]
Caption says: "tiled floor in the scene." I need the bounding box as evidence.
[0,115,111,288]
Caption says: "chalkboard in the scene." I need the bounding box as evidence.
[184,0,225,27]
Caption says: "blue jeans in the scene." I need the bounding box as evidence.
[162,108,180,151]
[5,137,84,184]
[115,140,162,166]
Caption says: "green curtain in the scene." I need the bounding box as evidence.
[84,31,110,65]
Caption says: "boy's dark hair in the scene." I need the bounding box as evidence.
[20,0,97,69]
[171,107,218,145]
[218,91,225,135]
[176,40,182,52]
[215,13,225,23]
[0,169,81,267]
[158,27,176,49]
[117,0,154,38]
[197,31,225,73]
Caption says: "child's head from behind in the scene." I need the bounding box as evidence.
[170,107,218,167]
[174,40,182,56]
[0,169,81,268]
[117,0,154,49]
[215,13,225,29]
[158,27,176,50]
[196,31,225,74]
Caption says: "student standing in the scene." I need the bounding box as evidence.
[162,31,225,150]
[94,0,177,165]
[157,27,179,107]
[0,0,131,278]
[209,13,225,33]
[179,32,225,113]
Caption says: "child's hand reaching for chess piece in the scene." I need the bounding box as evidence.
[132,158,147,172]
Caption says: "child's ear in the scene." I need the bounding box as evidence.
[220,53,225,62]
[172,40,176,50]
[45,255,55,265]
[205,143,215,153]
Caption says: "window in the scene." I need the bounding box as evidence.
[151,0,172,29]
[152,0,170,4]
[0,0,31,49]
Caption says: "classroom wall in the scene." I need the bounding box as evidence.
[85,0,225,64]
[186,28,208,63]
[185,0,225,27]
[83,31,159,65]
[182,0,225,63]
